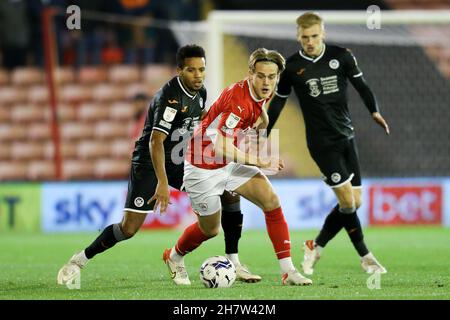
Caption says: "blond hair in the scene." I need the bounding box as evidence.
[296,12,324,30]
[248,48,285,73]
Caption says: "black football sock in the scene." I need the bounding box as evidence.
[315,204,343,247]
[221,210,243,254]
[84,224,128,259]
[340,211,369,257]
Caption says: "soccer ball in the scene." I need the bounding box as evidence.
[199,256,236,288]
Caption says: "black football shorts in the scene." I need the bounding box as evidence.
[308,138,362,188]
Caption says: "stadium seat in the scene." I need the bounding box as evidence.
[55,67,75,84]
[57,104,77,122]
[78,66,108,84]
[78,102,110,121]
[109,65,140,83]
[94,120,132,139]
[110,138,132,159]
[10,141,46,160]
[0,124,28,141]
[61,122,95,140]
[110,101,135,120]
[91,83,125,102]
[76,140,111,159]
[0,161,27,181]
[44,141,77,159]
[63,159,95,180]
[0,86,27,104]
[142,64,175,92]
[0,143,11,160]
[0,69,9,85]
[11,67,43,86]
[28,85,49,104]
[59,84,92,103]
[124,82,154,99]
[0,105,11,122]
[94,158,130,179]
[10,104,48,122]
[27,123,52,140]
[27,160,55,180]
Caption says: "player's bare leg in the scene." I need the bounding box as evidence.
[221,191,261,283]
[164,211,221,285]
[57,210,146,285]
[234,173,311,285]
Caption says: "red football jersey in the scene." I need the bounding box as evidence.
[187,79,269,169]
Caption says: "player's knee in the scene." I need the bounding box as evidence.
[339,195,355,210]
[202,226,220,238]
[262,192,280,211]
[120,223,138,239]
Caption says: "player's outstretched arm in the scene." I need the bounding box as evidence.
[349,76,389,135]
[148,130,171,214]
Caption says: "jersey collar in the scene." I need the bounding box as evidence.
[177,76,197,99]
[246,79,265,103]
[299,44,326,63]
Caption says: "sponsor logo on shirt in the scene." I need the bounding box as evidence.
[168,99,178,104]
[306,78,321,97]
[159,120,172,129]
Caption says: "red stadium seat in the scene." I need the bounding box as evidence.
[10,141,46,160]
[0,69,9,85]
[78,66,108,84]
[0,143,11,160]
[0,124,28,141]
[94,120,132,139]
[63,159,95,180]
[10,104,48,122]
[143,64,175,91]
[55,67,75,84]
[91,84,125,102]
[11,67,43,86]
[110,138,132,159]
[0,86,27,104]
[0,105,11,122]
[94,158,130,179]
[59,84,92,103]
[27,160,55,180]
[77,140,111,159]
[0,161,27,180]
[124,82,154,100]
[109,65,140,83]
[78,102,109,121]
[61,122,94,140]
[110,101,135,120]
[44,141,77,159]
[27,123,52,140]
[28,85,49,104]
[57,104,78,122]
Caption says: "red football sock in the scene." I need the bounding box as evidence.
[264,207,291,259]
[175,222,211,256]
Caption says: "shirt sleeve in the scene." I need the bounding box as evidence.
[151,96,180,136]
[275,69,292,98]
[343,49,363,79]
[216,96,244,138]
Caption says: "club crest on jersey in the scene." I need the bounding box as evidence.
[225,113,241,129]
[199,97,204,108]
[329,59,340,69]
[163,107,177,122]
[306,78,321,97]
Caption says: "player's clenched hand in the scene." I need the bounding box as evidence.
[148,181,170,215]
[257,157,285,171]
[372,112,390,135]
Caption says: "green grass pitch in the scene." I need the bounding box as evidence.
[0,227,449,300]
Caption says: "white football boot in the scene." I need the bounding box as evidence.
[57,252,88,285]
[235,264,262,283]
[163,248,191,285]
[361,252,387,274]
[281,269,313,286]
[301,240,321,275]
